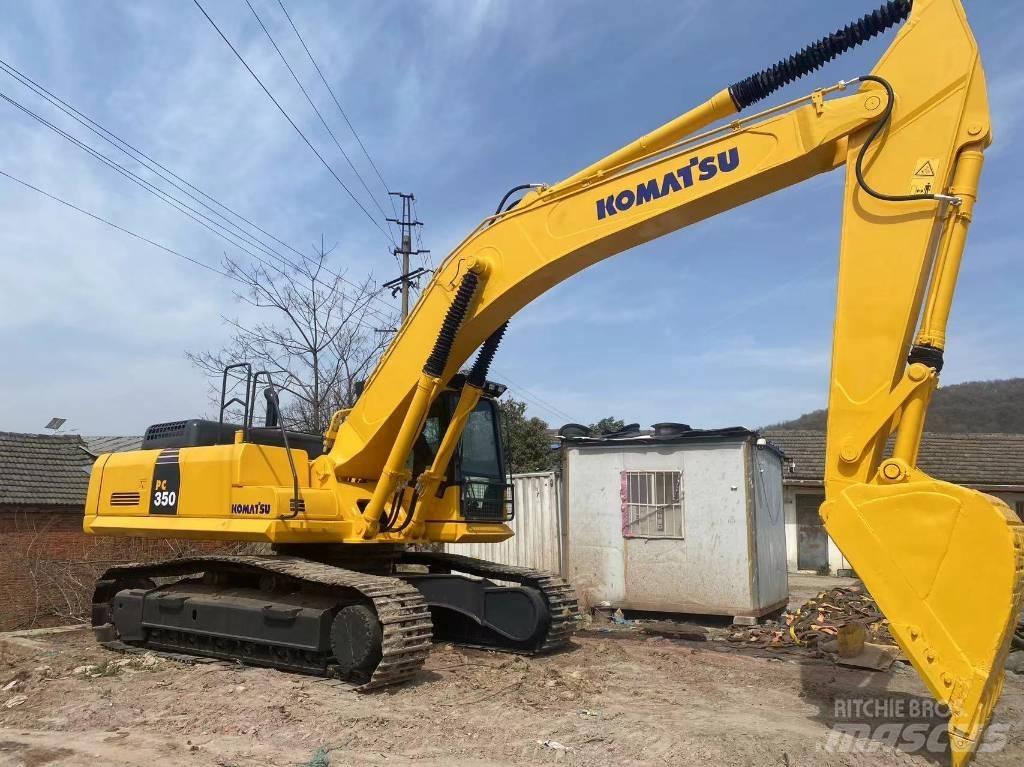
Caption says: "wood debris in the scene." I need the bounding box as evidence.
[728,584,896,660]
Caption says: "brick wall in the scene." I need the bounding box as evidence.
[0,505,242,631]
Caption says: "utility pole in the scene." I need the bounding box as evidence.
[384,192,430,320]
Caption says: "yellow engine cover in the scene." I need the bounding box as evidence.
[84,443,513,546]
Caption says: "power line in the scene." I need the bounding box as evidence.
[0,89,269,256]
[0,61,286,261]
[276,0,399,223]
[0,167,387,336]
[0,87,327,290]
[242,0,397,245]
[490,367,578,424]
[0,61,401,325]
[0,167,236,282]
[410,197,432,269]
[7,104,580,425]
[0,92,395,330]
[191,0,394,247]
[0,58,366,289]
[500,382,577,426]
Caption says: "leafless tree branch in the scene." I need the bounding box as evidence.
[185,238,396,433]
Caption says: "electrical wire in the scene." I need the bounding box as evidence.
[0,89,285,264]
[0,87,358,299]
[489,366,578,424]
[0,57,379,292]
[0,62,402,324]
[0,62,295,263]
[0,166,389,336]
[411,197,432,269]
[0,167,236,282]
[191,0,394,246]
[242,0,397,245]
[276,0,399,223]
[5,106,570,426]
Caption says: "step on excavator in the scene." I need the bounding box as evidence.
[85,1,1021,763]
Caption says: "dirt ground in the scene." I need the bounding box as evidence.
[0,624,1021,767]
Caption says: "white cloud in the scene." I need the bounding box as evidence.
[0,0,1021,440]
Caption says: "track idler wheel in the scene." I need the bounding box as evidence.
[331,603,383,684]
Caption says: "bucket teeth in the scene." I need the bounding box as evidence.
[821,480,1024,767]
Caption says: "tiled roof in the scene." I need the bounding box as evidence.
[763,430,1024,490]
[0,432,142,507]
[83,435,143,456]
[0,431,93,506]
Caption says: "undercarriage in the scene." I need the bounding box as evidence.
[91,550,579,690]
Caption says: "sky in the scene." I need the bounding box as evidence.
[1,0,1022,436]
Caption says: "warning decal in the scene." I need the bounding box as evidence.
[910,157,939,195]
[914,159,936,177]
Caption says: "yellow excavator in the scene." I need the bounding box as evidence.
[84,1,1020,763]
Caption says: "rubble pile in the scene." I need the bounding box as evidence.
[729,584,895,655]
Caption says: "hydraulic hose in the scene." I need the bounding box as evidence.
[494,185,537,215]
[854,74,957,204]
[727,0,912,111]
[388,488,419,534]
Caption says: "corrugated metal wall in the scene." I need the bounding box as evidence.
[445,471,563,574]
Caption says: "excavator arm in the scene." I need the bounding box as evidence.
[324,0,1020,760]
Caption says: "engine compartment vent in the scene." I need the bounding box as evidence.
[144,421,189,442]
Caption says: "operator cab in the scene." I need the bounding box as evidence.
[414,377,513,522]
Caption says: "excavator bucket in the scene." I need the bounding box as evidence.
[821,478,1024,766]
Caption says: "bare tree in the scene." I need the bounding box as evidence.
[187,238,395,433]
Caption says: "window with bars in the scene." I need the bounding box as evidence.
[621,470,684,538]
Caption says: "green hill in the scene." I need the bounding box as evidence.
[768,378,1024,433]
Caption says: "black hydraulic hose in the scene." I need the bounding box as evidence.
[853,74,951,204]
[390,488,419,534]
[381,487,403,531]
[381,484,421,534]
[383,489,397,528]
[727,0,911,111]
[494,184,536,215]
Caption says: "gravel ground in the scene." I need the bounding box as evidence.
[0,625,1021,767]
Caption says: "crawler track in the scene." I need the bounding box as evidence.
[91,555,433,691]
[397,551,580,653]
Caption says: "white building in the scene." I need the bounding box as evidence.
[763,430,1024,575]
[561,425,788,620]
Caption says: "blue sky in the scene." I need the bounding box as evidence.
[1,1,1022,435]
